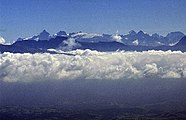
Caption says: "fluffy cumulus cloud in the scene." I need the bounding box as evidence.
[112,34,123,43]
[1,50,186,82]
[60,38,81,51]
[0,36,5,44]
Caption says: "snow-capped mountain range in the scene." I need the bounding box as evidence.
[16,30,185,47]
[0,30,186,53]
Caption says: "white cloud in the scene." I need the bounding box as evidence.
[81,33,102,39]
[0,36,5,44]
[112,34,123,43]
[0,50,186,82]
[70,32,87,38]
[59,38,81,51]
[144,63,158,76]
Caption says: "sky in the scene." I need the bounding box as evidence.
[0,0,186,43]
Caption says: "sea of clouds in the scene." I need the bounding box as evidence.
[0,49,186,82]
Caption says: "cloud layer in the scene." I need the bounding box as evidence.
[1,50,186,82]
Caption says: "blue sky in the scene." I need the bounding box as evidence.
[0,0,186,42]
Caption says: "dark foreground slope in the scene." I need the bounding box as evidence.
[1,106,186,120]
[1,79,186,119]
[1,79,186,109]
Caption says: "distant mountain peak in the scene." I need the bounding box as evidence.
[175,36,186,46]
[40,30,49,35]
[16,38,23,41]
[137,30,145,35]
[166,31,185,38]
[129,30,136,35]
[166,31,185,44]
[42,29,47,32]
[152,33,160,38]
[54,31,67,37]
[38,30,51,40]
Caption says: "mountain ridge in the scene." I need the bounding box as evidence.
[0,30,186,53]
[15,30,185,46]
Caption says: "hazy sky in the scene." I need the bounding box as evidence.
[0,0,186,42]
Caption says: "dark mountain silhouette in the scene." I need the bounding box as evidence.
[0,44,43,53]
[79,41,153,52]
[79,41,128,51]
